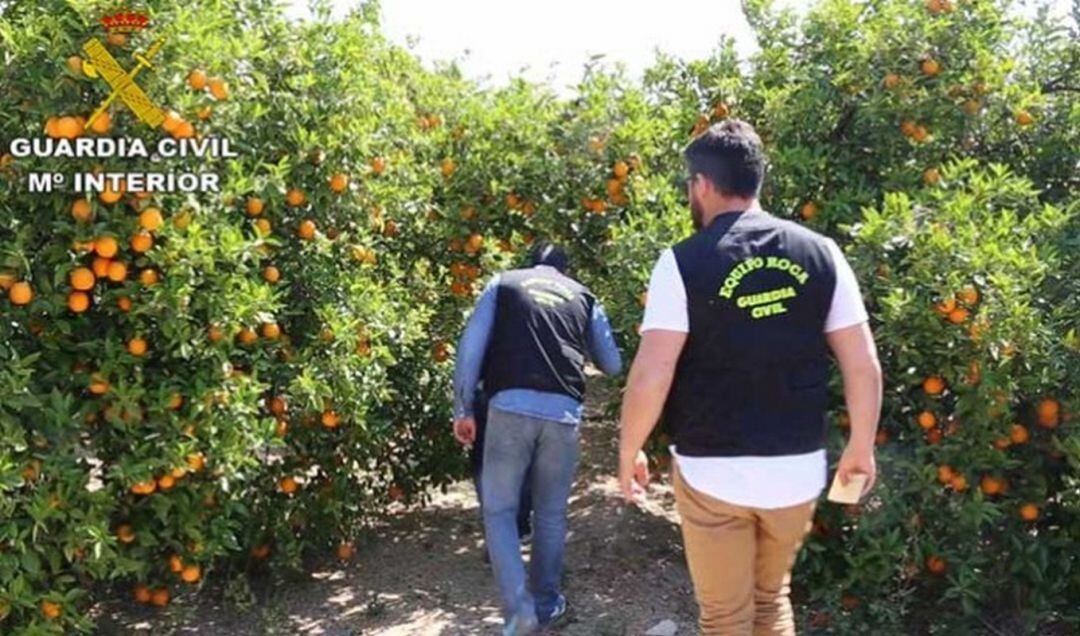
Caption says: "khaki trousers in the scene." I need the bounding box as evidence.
[673,463,816,636]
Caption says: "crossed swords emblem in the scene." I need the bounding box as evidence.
[82,36,167,129]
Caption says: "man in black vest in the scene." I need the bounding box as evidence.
[617,120,882,635]
[452,243,622,636]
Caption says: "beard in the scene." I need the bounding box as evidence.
[690,192,706,231]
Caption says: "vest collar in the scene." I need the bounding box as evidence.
[703,207,764,233]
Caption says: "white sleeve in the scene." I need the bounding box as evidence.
[823,239,869,333]
[640,249,689,333]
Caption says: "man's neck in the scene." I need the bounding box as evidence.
[700,198,760,228]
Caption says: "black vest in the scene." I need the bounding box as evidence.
[482,266,596,402]
[664,210,838,457]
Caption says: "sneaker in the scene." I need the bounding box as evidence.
[539,595,569,628]
[503,612,539,636]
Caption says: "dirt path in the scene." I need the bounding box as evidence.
[94,388,698,635]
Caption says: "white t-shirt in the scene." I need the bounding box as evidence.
[641,237,868,509]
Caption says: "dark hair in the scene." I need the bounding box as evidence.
[684,119,766,198]
[528,241,569,272]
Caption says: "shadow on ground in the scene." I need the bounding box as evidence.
[93,384,697,635]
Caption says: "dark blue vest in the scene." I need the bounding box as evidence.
[482,267,596,402]
[664,210,837,457]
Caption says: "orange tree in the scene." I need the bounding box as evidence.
[0,0,1077,633]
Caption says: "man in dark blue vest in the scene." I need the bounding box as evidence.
[617,120,882,635]
[452,243,622,636]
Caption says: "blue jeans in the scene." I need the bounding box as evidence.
[482,407,580,625]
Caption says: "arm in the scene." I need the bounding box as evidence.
[618,329,687,501]
[451,276,499,444]
[827,322,883,494]
[586,302,622,376]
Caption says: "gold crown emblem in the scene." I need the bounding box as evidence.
[100,11,150,33]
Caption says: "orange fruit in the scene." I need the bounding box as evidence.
[173,120,196,139]
[167,393,183,410]
[371,156,386,175]
[947,307,969,324]
[94,236,119,258]
[237,327,258,346]
[134,584,152,604]
[70,199,93,222]
[285,188,306,207]
[116,523,136,543]
[920,58,941,76]
[464,233,484,255]
[91,257,111,278]
[1019,503,1039,521]
[1010,424,1030,444]
[922,168,940,185]
[0,272,12,290]
[911,126,929,143]
[1014,109,1034,126]
[1036,399,1060,428]
[900,120,917,137]
[950,474,968,492]
[613,160,630,179]
[254,218,272,236]
[329,173,349,193]
[263,265,281,283]
[963,99,981,116]
[55,116,83,139]
[88,374,110,395]
[269,396,287,417]
[9,281,33,305]
[980,475,1004,496]
[917,411,937,430]
[297,219,316,240]
[208,76,229,100]
[186,453,206,472]
[926,555,946,574]
[712,101,729,120]
[800,201,818,220]
[181,564,201,583]
[40,600,61,620]
[925,428,942,445]
[336,542,354,561]
[139,268,160,286]
[106,260,128,282]
[432,341,450,363]
[936,464,954,484]
[207,324,224,343]
[70,267,96,291]
[935,297,956,315]
[149,587,170,607]
[100,181,123,205]
[162,110,184,134]
[261,322,281,340]
[106,32,127,46]
[440,158,456,178]
[168,554,184,573]
[89,111,111,135]
[279,476,298,494]
[127,337,148,357]
[321,410,340,428]
[130,230,153,253]
[188,68,208,90]
[68,291,90,313]
[139,208,164,231]
[922,376,945,396]
[157,474,176,491]
[275,420,288,437]
[67,55,84,75]
[251,544,270,560]
[883,73,901,89]
[246,197,265,216]
[958,286,979,305]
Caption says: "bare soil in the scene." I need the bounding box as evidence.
[92,387,698,635]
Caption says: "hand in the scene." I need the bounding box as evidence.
[836,441,877,498]
[453,416,476,446]
[618,450,650,504]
